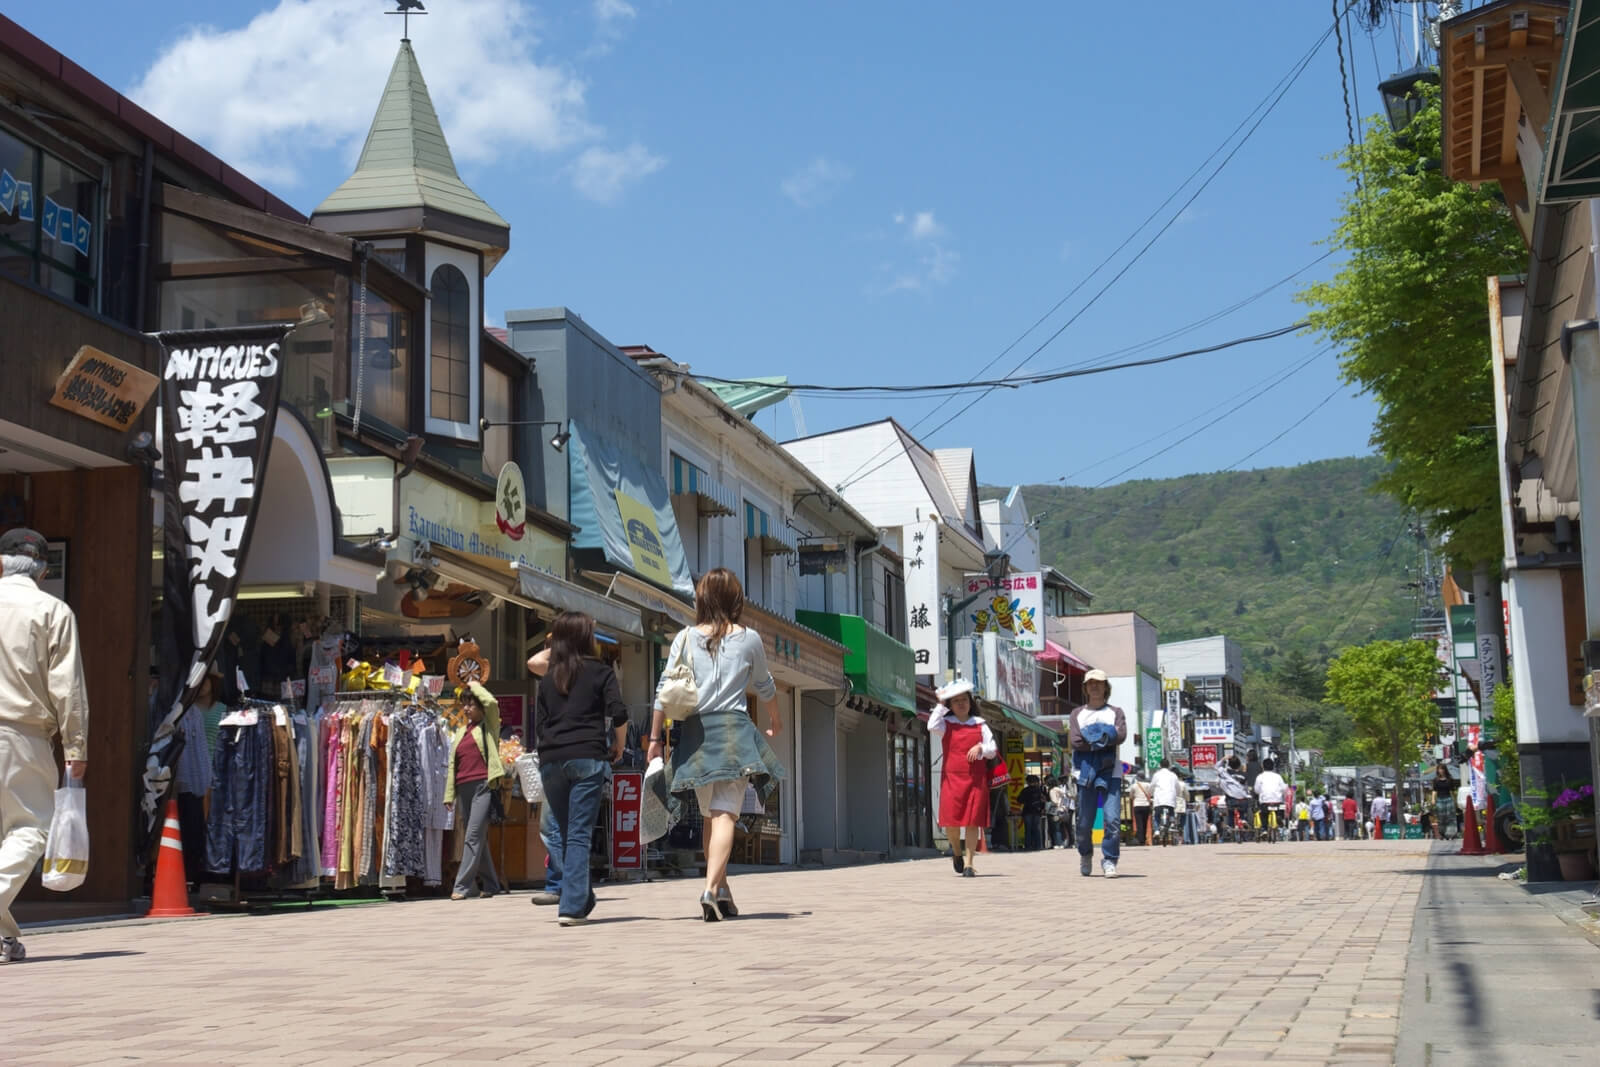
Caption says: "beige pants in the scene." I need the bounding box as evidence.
[0,725,56,939]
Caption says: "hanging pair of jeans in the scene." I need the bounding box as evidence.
[206,721,271,874]
[539,758,609,920]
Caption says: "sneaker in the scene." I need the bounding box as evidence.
[962,866,976,878]
[557,915,588,927]
[1102,861,1118,878]
[530,891,560,906]
[0,937,23,963]
[1079,854,1092,877]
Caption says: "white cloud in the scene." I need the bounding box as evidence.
[129,0,658,202]
[572,143,666,203]
[595,0,637,23]
[781,157,851,207]
[880,209,958,292]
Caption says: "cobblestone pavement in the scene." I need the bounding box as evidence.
[0,840,1512,1065]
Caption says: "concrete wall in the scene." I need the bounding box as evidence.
[801,694,838,852]
[1050,612,1143,675]
[1156,635,1242,683]
[842,718,890,853]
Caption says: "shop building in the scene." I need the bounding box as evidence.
[620,350,867,865]
[1438,0,1600,827]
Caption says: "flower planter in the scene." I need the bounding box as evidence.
[1526,841,1564,883]
[1556,847,1598,882]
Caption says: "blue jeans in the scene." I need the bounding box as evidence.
[540,758,609,919]
[540,800,562,895]
[1075,779,1121,864]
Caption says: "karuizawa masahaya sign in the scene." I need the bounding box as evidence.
[144,325,291,841]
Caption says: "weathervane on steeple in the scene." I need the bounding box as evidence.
[387,0,427,42]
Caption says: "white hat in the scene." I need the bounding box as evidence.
[1084,669,1110,686]
[935,678,975,703]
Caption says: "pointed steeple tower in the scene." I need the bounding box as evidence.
[312,40,509,271]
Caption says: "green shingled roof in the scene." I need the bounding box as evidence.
[699,376,790,419]
[313,41,508,234]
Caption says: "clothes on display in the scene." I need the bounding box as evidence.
[202,693,457,893]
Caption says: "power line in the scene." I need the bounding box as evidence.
[691,322,1306,396]
[825,13,1346,495]
[1326,516,1412,647]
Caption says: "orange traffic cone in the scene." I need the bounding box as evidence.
[1458,796,1487,856]
[146,797,199,918]
[1482,793,1509,853]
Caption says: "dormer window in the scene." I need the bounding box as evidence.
[424,249,479,440]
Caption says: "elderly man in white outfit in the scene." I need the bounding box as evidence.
[0,528,89,965]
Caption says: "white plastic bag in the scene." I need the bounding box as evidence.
[514,752,543,803]
[42,777,89,892]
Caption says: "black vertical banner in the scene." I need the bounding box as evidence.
[144,324,291,840]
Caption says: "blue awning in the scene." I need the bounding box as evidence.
[568,419,694,596]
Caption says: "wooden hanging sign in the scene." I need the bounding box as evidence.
[49,345,159,432]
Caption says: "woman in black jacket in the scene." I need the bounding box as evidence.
[533,611,628,927]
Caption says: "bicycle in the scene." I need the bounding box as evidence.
[1153,807,1179,847]
[1256,804,1284,844]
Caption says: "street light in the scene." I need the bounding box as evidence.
[1378,65,1439,134]
[942,546,1011,683]
[478,416,572,452]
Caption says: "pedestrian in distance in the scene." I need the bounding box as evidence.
[1,529,89,966]
[1019,774,1048,851]
[531,611,628,926]
[1150,759,1181,842]
[1216,756,1251,839]
[445,682,506,901]
[1069,669,1128,877]
[1308,792,1326,841]
[1253,758,1289,838]
[647,568,785,921]
[1130,771,1153,845]
[522,645,563,908]
[929,678,996,877]
[1369,792,1388,841]
[1294,796,1312,842]
[1341,793,1359,839]
[1046,776,1069,849]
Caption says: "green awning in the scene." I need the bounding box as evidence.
[700,376,790,418]
[988,701,1063,745]
[795,610,916,712]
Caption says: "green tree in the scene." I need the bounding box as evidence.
[1276,649,1325,702]
[1325,640,1442,807]
[1296,83,1524,569]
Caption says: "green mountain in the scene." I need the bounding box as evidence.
[1013,456,1418,674]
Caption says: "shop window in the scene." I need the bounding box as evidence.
[883,570,907,642]
[482,363,512,475]
[429,263,472,426]
[352,282,411,433]
[0,125,99,309]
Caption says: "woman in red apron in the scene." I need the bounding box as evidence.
[929,679,997,878]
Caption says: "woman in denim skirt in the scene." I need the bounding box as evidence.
[646,568,785,922]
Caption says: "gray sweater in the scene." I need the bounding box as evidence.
[654,626,777,714]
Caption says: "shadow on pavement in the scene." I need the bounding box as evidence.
[24,949,143,963]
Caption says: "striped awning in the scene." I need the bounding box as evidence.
[671,454,737,517]
[744,501,797,555]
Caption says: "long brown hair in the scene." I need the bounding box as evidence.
[694,567,744,657]
[547,611,597,695]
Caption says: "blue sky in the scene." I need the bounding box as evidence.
[20,1,1427,489]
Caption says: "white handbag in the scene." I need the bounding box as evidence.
[42,777,89,892]
[656,628,700,719]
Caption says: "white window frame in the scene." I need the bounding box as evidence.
[423,243,480,441]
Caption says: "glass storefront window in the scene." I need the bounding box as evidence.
[429,264,471,424]
[1,125,98,309]
[352,283,410,433]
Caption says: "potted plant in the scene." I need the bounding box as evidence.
[1550,782,1597,882]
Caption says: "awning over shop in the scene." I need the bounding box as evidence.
[596,569,696,629]
[670,453,737,517]
[1037,639,1090,672]
[568,419,694,596]
[742,600,847,691]
[983,699,1063,745]
[516,564,643,638]
[421,544,643,637]
[795,611,917,713]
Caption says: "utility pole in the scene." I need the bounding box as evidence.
[1289,715,1297,789]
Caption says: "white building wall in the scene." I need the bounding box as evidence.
[1508,569,1589,745]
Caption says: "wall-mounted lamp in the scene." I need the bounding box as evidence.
[478,416,571,452]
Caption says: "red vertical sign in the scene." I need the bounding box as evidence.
[611,771,644,870]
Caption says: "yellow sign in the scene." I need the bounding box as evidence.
[1163,676,1181,691]
[614,490,671,585]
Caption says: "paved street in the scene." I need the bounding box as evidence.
[4,841,1596,1066]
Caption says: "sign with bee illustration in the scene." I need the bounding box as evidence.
[963,571,1044,652]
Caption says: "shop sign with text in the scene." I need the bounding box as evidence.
[49,345,159,431]
[611,772,644,870]
[963,571,1044,652]
[903,520,941,675]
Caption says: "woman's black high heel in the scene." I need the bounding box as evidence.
[715,887,738,918]
[699,891,721,922]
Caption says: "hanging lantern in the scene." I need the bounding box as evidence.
[1379,65,1440,134]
